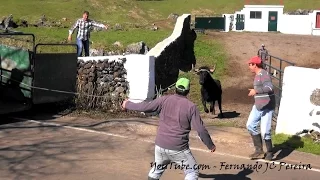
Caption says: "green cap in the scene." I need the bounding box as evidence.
[175,77,190,91]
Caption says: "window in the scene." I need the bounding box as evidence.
[316,12,320,28]
[250,11,262,19]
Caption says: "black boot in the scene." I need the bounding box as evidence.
[264,139,273,161]
[249,134,264,159]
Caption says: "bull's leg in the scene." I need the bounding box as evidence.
[202,99,209,113]
[218,96,224,118]
[209,101,215,115]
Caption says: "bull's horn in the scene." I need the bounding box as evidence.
[192,64,197,72]
[210,64,216,73]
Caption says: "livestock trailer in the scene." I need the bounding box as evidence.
[0,30,78,115]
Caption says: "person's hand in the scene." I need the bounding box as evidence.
[211,145,216,152]
[104,24,109,30]
[68,35,72,41]
[248,89,256,96]
[121,99,128,110]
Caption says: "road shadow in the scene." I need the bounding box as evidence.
[216,111,241,119]
[0,119,146,180]
[272,135,304,161]
[199,168,253,180]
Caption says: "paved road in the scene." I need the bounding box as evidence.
[0,118,319,180]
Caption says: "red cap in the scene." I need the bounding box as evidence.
[247,56,262,64]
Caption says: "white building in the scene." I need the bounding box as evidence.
[223,5,320,36]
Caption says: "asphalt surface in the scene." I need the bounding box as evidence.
[0,117,319,180]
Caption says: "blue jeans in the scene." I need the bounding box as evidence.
[76,38,90,57]
[246,105,273,140]
[149,145,199,180]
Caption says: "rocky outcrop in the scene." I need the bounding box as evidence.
[310,88,320,106]
[125,41,149,54]
[88,41,150,56]
[285,9,314,15]
[147,14,197,92]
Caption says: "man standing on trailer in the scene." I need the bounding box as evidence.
[68,11,108,57]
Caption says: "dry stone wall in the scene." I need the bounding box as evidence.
[147,14,197,91]
[76,56,129,111]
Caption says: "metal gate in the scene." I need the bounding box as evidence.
[262,53,295,120]
[32,44,78,104]
[194,16,226,30]
[0,30,78,106]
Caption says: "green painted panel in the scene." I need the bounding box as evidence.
[236,14,245,30]
[0,44,32,98]
[195,17,225,30]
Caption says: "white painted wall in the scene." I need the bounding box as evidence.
[238,5,284,32]
[279,11,320,35]
[312,29,320,35]
[78,54,155,103]
[222,14,233,32]
[276,66,320,136]
[279,15,312,35]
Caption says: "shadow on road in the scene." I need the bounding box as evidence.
[217,111,241,119]
[272,135,304,161]
[199,168,253,180]
[0,120,142,180]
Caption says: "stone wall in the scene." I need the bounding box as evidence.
[74,14,196,111]
[76,56,129,111]
[147,14,197,91]
[76,55,155,111]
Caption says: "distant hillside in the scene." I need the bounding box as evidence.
[1,0,320,27]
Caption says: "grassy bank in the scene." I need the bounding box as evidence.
[3,0,320,25]
[11,27,172,52]
[272,133,320,155]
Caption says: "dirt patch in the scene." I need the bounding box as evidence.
[202,31,320,127]
[223,87,253,105]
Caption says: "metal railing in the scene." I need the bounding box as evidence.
[260,53,295,121]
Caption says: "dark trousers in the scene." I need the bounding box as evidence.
[76,38,90,57]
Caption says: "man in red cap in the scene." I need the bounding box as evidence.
[246,56,275,161]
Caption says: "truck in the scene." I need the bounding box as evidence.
[0,29,78,115]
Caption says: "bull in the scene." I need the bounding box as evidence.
[193,64,224,118]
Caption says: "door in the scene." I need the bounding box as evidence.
[268,11,278,31]
[236,14,245,30]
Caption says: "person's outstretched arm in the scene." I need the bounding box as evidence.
[91,20,108,29]
[190,105,215,151]
[124,96,167,113]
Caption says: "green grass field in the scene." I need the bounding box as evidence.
[3,0,320,24]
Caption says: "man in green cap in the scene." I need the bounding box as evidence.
[122,77,216,180]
